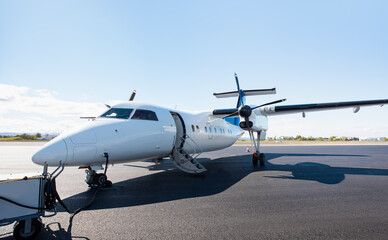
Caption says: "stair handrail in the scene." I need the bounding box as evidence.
[186,134,203,154]
[180,134,203,159]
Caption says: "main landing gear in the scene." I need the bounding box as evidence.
[250,131,266,167]
[85,153,112,188]
[252,153,265,166]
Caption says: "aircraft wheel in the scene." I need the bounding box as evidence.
[97,174,113,188]
[13,218,42,240]
[103,180,113,188]
[97,174,107,185]
[252,154,258,166]
[259,153,265,166]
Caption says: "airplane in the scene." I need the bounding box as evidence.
[32,74,388,188]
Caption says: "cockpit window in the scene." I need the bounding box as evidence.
[100,108,133,119]
[131,109,158,121]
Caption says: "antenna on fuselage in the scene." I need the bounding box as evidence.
[129,90,136,101]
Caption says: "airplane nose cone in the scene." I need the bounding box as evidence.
[32,139,68,166]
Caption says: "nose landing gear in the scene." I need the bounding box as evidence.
[85,153,112,188]
[85,170,112,188]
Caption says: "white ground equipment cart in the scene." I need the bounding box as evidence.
[0,164,62,240]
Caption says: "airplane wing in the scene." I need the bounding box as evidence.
[258,99,388,116]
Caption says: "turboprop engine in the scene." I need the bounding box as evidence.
[212,73,284,143]
[239,108,268,137]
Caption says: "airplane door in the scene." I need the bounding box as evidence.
[206,123,213,139]
[171,112,186,149]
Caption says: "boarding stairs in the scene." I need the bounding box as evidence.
[170,148,206,174]
[170,135,206,174]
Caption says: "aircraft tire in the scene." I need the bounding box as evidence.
[97,174,107,186]
[13,218,42,240]
[259,153,265,166]
[103,180,113,188]
[252,154,258,166]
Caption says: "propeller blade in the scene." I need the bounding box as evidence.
[235,73,241,92]
[222,110,239,119]
[244,117,256,155]
[234,73,245,106]
[129,90,136,101]
[244,117,251,132]
[251,98,287,110]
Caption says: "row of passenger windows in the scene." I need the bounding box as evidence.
[191,125,233,135]
[100,109,233,134]
[100,108,158,121]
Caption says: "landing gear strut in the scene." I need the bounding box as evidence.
[85,153,112,188]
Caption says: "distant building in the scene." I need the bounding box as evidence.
[42,134,58,140]
[364,138,378,141]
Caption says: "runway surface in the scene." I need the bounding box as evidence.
[1,143,388,239]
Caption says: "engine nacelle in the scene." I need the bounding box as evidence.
[239,121,253,129]
[239,109,268,132]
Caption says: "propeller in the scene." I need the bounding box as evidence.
[222,98,287,119]
[241,98,285,157]
[215,73,286,163]
[129,90,136,101]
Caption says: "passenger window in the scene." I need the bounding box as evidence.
[214,128,217,133]
[196,125,199,131]
[191,125,195,132]
[131,109,158,121]
[209,128,212,133]
[205,127,207,132]
[100,108,133,119]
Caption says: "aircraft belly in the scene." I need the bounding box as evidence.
[183,134,238,153]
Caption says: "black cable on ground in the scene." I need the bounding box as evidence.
[71,152,109,217]
[67,153,110,233]
[48,177,74,214]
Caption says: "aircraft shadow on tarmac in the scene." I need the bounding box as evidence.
[60,152,388,212]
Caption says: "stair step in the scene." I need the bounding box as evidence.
[170,148,207,174]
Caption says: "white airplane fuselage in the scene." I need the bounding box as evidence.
[30,75,388,186]
[32,102,252,167]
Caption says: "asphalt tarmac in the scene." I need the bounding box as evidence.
[1,143,388,239]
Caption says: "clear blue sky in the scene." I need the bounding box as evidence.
[0,1,387,137]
